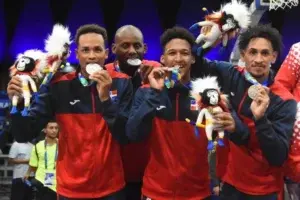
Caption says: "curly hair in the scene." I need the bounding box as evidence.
[160,26,195,51]
[75,24,108,45]
[239,24,283,54]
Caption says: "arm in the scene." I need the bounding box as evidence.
[126,87,162,142]
[8,142,29,164]
[28,76,37,93]
[100,79,133,144]
[24,166,37,180]
[275,43,300,93]
[196,108,206,125]
[226,109,250,145]
[255,99,297,166]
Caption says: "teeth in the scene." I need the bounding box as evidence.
[86,63,103,75]
[127,59,142,66]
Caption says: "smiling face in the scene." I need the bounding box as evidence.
[76,33,108,78]
[160,38,195,83]
[241,37,278,82]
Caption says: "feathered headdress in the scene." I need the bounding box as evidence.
[189,0,251,55]
[10,49,46,78]
[190,76,228,110]
[45,24,72,57]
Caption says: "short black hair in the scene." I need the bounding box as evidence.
[239,24,283,55]
[75,24,108,46]
[160,26,195,51]
[46,119,57,126]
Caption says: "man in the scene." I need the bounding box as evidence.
[105,25,160,200]
[203,25,297,199]
[8,140,33,200]
[126,27,244,200]
[275,42,300,199]
[24,120,59,200]
[7,24,132,199]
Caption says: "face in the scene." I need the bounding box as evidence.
[207,90,219,105]
[241,37,277,81]
[45,122,59,139]
[76,33,108,78]
[160,38,195,82]
[17,57,32,71]
[112,31,147,75]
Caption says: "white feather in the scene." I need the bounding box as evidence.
[17,49,45,61]
[221,0,251,29]
[45,24,72,56]
[191,76,220,95]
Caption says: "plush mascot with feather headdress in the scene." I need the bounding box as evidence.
[10,49,45,116]
[186,76,229,151]
[40,24,72,88]
[189,0,251,55]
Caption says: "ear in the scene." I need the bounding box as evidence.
[160,54,165,65]
[191,55,195,64]
[144,43,148,54]
[105,48,109,59]
[272,51,278,64]
[240,50,246,62]
[112,43,116,54]
[75,49,78,59]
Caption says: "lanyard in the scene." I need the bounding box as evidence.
[44,140,58,170]
[78,72,94,87]
[243,70,268,87]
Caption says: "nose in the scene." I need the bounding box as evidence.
[254,53,263,63]
[88,51,96,61]
[128,45,137,56]
[174,53,183,63]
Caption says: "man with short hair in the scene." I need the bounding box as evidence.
[24,120,59,200]
[7,24,132,199]
[105,25,160,200]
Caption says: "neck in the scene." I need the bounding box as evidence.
[46,137,56,145]
[180,74,191,85]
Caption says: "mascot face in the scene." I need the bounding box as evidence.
[16,56,35,72]
[221,14,237,32]
[202,89,220,106]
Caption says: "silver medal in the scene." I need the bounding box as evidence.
[127,59,142,66]
[86,63,103,75]
[248,85,259,99]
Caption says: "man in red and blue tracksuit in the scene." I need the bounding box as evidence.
[8,24,132,199]
[207,25,297,200]
[126,26,248,200]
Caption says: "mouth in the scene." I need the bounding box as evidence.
[127,58,142,66]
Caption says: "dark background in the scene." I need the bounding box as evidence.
[0,0,299,89]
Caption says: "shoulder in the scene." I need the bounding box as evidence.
[51,71,77,84]
[142,60,161,67]
[270,81,295,102]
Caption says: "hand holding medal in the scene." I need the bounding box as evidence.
[88,63,112,102]
[249,84,270,120]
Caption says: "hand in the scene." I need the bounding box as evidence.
[139,64,163,84]
[212,186,220,196]
[250,85,270,120]
[7,76,23,100]
[213,111,236,133]
[89,70,112,102]
[148,68,166,91]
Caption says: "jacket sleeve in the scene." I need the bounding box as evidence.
[275,43,300,94]
[126,87,162,142]
[226,109,250,145]
[100,79,133,144]
[255,99,297,166]
[11,84,55,142]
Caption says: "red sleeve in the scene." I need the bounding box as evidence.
[284,105,300,182]
[276,43,300,93]
[142,60,161,68]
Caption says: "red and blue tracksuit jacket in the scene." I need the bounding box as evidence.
[125,82,248,200]
[208,60,297,195]
[12,69,132,198]
[106,60,161,183]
